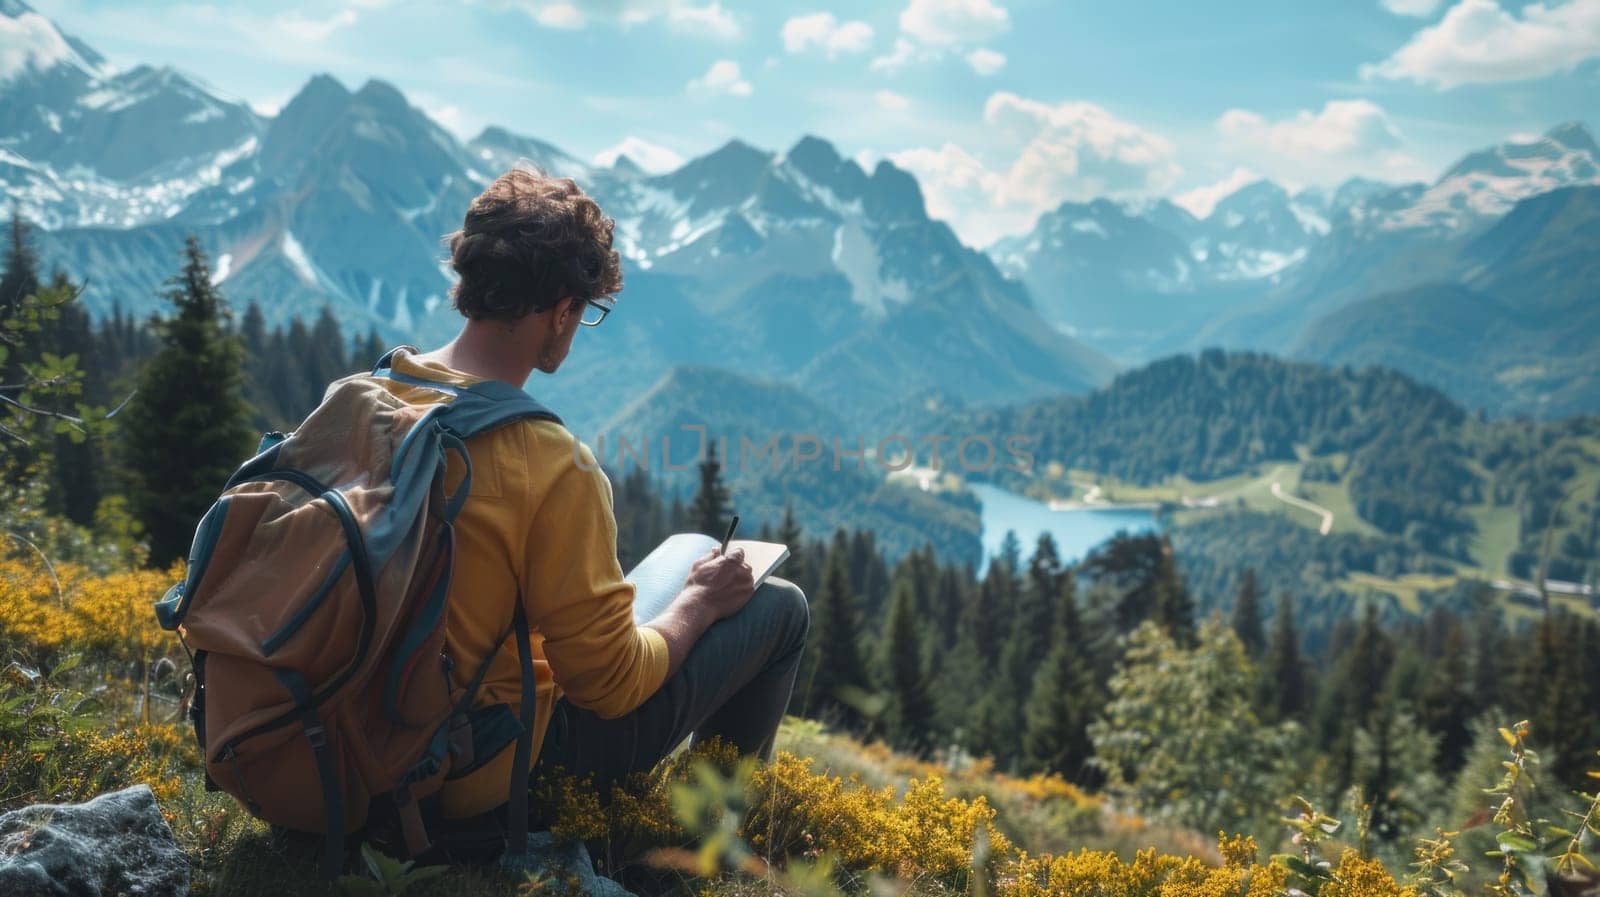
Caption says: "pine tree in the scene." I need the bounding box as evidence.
[941,566,999,740]
[237,302,277,429]
[1023,581,1095,780]
[1417,621,1475,774]
[350,327,386,371]
[122,237,254,566]
[997,530,1023,573]
[1231,568,1265,658]
[612,465,666,569]
[1263,593,1307,722]
[1005,533,1064,693]
[307,306,346,402]
[240,302,268,357]
[0,211,41,389]
[0,211,41,326]
[800,537,870,729]
[1,214,50,492]
[777,502,806,595]
[1082,532,1192,642]
[1520,615,1593,788]
[932,564,966,644]
[880,575,935,752]
[39,271,101,525]
[1151,535,1194,643]
[667,489,689,533]
[689,439,731,535]
[1320,601,1395,793]
[967,690,1008,762]
[1342,602,1395,727]
[285,316,319,417]
[848,530,889,622]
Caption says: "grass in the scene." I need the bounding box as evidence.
[1464,503,1523,578]
[97,717,1184,897]
[178,719,1234,897]
[1340,572,1459,616]
[1056,465,1292,508]
[1299,479,1378,537]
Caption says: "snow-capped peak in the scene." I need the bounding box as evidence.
[0,2,105,83]
[1373,122,1600,233]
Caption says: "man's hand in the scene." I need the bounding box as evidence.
[644,547,757,676]
[682,548,755,620]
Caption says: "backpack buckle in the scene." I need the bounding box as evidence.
[305,723,328,749]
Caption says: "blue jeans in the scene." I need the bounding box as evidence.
[533,576,810,792]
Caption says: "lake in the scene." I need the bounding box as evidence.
[970,482,1159,571]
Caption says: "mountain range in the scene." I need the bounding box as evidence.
[0,0,1109,439]
[3,0,1596,436]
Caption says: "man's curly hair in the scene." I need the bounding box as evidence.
[445,169,622,321]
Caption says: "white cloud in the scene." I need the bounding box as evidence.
[533,3,585,28]
[518,1,739,38]
[892,94,1180,245]
[889,143,1003,229]
[668,3,740,40]
[1212,99,1428,185]
[872,1,1008,72]
[1218,99,1402,157]
[874,89,910,111]
[966,47,1005,75]
[1172,167,1261,219]
[687,59,752,97]
[899,0,1010,46]
[276,9,358,43]
[1380,0,1444,15]
[782,12,874,57]
[1364,0,1600,88]
[869,37,923,72]
[0,11,74,81]
[594,136,686,172]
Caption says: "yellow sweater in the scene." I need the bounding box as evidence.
[388,352,669,819]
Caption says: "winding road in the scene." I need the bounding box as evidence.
[1271,481,1334,535]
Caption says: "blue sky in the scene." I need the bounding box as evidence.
[26,0,1600,244]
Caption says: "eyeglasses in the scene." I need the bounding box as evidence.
[580,297,615,327]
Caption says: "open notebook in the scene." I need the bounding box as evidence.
[626,533,790,622]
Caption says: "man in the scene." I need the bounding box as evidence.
[389,168,808,846]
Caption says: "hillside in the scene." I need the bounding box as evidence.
[1181,125,1600,417]
[600,365,983,564]
[943,351,1600,613]
[4,549,1595,896]
[1295,186,1600,419]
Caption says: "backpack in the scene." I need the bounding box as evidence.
[154,347,561,877]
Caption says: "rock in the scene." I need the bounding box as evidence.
[0,784,190,897]
[499,832,635,897]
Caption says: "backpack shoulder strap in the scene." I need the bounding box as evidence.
[370,348,556,858]
[444,379,563,438]
[368,347,563,437]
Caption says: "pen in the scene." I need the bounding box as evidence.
[720,515,740,555]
